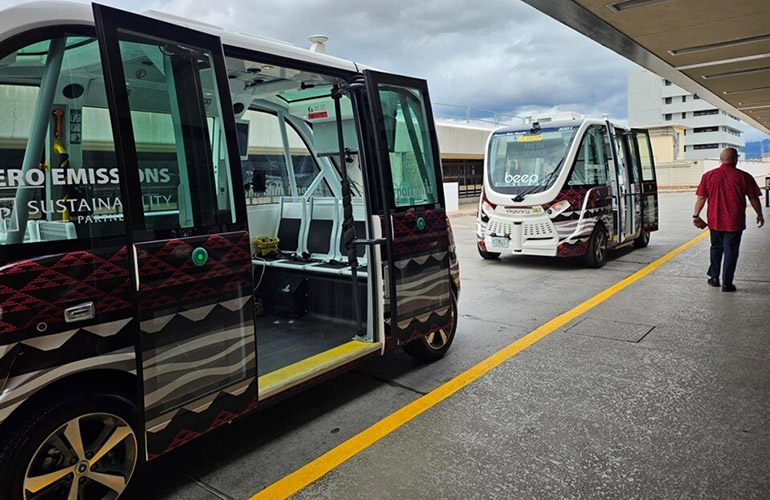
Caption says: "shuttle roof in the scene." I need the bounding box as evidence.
[0,1,361,74]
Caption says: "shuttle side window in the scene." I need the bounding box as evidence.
[241,110,291,205]
[568,127,608,187]
[624,135,641,184]
[0,33,122,246]
[636,132,656,182]
[286,122,332,198]
[377,85,439,207]
[108,30,238,231]
[240,109,333,205]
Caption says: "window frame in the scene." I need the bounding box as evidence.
[94,11,247,241]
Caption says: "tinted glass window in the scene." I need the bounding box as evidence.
[0,35,121,245]
[635,131,656,181]
[286,122,331,198]
[377,85,439,207]
[115,30,236,229]
[568,127,609,187]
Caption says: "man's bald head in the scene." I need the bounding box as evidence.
[720,148,738,165]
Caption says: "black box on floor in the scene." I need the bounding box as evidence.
[271,275,308,318]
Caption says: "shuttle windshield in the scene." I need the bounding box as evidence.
[487,126,578,195]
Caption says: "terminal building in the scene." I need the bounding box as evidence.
[628,68,745,160]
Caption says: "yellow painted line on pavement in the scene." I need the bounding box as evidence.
[249,229,710,500]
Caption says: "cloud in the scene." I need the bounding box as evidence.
[1,0,766,141]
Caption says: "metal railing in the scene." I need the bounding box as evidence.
[433,103,526,127]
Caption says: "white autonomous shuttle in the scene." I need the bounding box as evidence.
[0,2,460,498]
[476,118,659,267]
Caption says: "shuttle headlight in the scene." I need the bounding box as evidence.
[547,200,570,218]
[480,191,497,216]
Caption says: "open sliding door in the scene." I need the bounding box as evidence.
[633,129,659,232]
[94,4,255,458]
[364,71,454,343]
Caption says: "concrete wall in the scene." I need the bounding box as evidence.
[648,125,685,163]
[435,121,493,159]
[656,159,770,188]
[628,68,664,128]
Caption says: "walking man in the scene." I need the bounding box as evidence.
[692,147,764,292]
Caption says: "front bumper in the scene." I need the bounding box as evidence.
[479,213,559,257]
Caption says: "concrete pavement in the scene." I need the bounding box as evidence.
[125,192,769,500]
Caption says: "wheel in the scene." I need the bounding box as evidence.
[633,230,650,248]
[403,290,458,362]
[0,392,140,500]
[477,242,500,260]
[583,226,608,268]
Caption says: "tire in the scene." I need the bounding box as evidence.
[477,242,500,260]
[0,391,140,500]
[633,230,650,248]
[403,290,458,362]
[583,226,608,268]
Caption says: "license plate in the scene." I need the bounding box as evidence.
[505,206,543,215]
[490,237,509,249]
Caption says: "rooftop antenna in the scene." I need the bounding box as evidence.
[308,35,329,54]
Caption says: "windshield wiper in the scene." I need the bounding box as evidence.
[511,159,563,202]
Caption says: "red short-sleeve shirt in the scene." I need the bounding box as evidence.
[696,163,761,232]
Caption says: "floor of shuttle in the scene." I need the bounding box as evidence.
[256,315,362,376]
[124,192,769,500]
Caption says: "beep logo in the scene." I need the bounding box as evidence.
[0,199,19,232]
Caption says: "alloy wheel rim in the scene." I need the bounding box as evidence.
[425,302,456,350]
[425,329,450,350]
[596,233,606,261]
[23,413,137,500]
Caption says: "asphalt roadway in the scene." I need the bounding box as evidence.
[125,191,769,500]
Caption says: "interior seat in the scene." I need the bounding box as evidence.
[306,197,368,277]
[37,220,76,241]
[262,197,309,270]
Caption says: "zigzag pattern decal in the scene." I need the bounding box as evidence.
[145,378,258,459]
[0,246,131,337]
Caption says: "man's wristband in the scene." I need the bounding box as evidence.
[692,215,700,218]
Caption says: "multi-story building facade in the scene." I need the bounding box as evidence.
[628,68,745,160]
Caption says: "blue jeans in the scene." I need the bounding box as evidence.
[708,231,742,286]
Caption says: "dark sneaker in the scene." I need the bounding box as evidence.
[722,284,737,292]
[707,277,720,287]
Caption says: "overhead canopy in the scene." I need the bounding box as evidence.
[521,0,770,135]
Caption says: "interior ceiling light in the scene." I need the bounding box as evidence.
[702,66,770,79]
[722,85,770,95]
[606,0,675,13]
[669,33,770,56]
[677,53,770,71]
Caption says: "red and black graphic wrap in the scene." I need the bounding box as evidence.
[0,246,134,379]
[133,231,257,459]
[383,208,453,342]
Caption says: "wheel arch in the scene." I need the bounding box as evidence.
[0,368,139,444]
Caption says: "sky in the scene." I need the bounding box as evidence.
[1,0,768,142]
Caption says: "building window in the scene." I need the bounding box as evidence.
[664,113,672,121]
[694,94,700,99]
[694,109,719,116]
[681,113,686,119]
[681,96,687,103]
[693,144,719,150]
[664,79,672,86]
[664,97,672,104]
[694,127,718,133]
